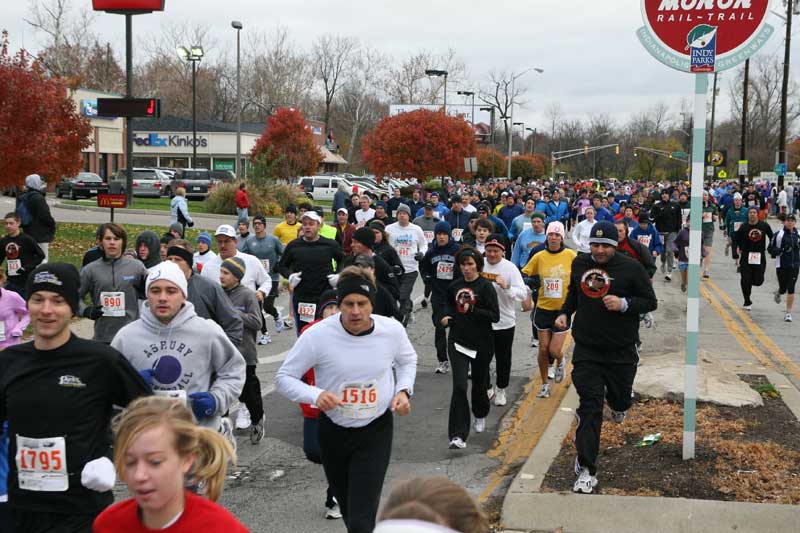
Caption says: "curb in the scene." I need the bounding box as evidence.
[52,201,283,223]
[500,371,800,532]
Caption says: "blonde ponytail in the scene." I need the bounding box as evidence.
[112,396,237,502]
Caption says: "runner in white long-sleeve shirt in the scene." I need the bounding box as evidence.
[385,205,428,325]
[275,266,416,533]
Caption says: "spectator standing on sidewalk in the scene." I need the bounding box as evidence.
[170,187,194,235]
[16,174,55,263]
[235,183,250,223]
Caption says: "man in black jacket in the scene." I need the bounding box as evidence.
[733,206,774,310]
[649,190,682,281]
[17,174,56,263]
[555,220,657,494]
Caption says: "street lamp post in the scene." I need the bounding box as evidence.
[457,90,475,126]
[231,21,243,179]
[526,127,536,154]
[425,69,449,114]
[506,68,544,180]
[513,122,525,162]
[177,45,204,167]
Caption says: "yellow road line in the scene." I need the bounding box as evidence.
[699,284,773,369]
[705,278,800,381]
[478,335,573,503]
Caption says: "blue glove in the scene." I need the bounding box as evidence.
[138,368,155,388]
[188,392,217,419]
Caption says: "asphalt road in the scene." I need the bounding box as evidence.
[19,194,800,532]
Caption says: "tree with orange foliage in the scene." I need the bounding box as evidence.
[510,154,548,180]
[476,148,505,179]
[249,107,323,182]
[0,32,92,189]
[361,109,477,180]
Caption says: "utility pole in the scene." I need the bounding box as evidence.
[778,0,794,188]
[709,73,718,154]
[740,58,749,190]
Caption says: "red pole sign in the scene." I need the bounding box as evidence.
[638,0,774,72]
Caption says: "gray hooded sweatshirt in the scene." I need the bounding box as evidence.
[223,283,261,365]
[187,273,243,347]
[111,301,245,429]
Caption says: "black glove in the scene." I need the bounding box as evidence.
[83,306,103,320]
[187,221,194,228]
[414,252,424,262]
[393,265,404,276]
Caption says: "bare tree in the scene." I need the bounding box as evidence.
[312,34,358,134]
[544,103,563,153]
[385,48,467,105]
[477,70,528,146]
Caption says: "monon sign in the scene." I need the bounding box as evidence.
[637,0,774,72]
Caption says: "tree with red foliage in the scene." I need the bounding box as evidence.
[510,154,548,180]
[249,107,323,182]
[476,148,505,179]
[361,109,477,180]
[0,32,92,189]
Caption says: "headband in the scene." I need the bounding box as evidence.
[337,276,376,306]
[166,246,194,267]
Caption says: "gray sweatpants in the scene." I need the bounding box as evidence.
[659,232,677,272]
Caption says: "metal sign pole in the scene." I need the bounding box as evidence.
[683,72,708,460]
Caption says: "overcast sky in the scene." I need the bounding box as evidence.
[3,0,794,136]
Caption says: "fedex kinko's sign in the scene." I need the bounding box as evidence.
[637,0,774,72]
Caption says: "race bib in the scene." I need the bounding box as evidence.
[702,212,713,223]
[100,291,126,317]
[154,390,187,405]
[338,381,378,419]
[543,278,563,299]
[260,259,270,273]
[297,302,317,323]
[424,231,434,243]
[523,222,532,232]
[734,222,742,232]
[7,259,21,276]
[748,252,761,265]
[452,228,464,242]
[397,244,413,257]
[15,435,68,492]
[637,235,651,247]
[436,262,454,280]
[0,322,5,342]
[454,342,477,359]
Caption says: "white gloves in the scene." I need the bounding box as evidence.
[327,274,340,288]
[288,272,303,289]
[81,457,116,492]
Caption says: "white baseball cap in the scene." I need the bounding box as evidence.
[301,211,322,223]
[215,224,237,238]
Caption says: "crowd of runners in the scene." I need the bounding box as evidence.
[0,173,797,532]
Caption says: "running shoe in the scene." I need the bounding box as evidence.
[235,406,251,430]
[742,303,752,311]
[250,415,265,445]
[610,409,627,424]
[537,382,551,398]
[664,273,672,281]
[680,283,687,293]
[494,388,507,406]
[703,270,710,279]
[642,312,654,329]
[774,290,782,304]
[573,467,598,494]
[547,365,555,380]
[275,316,286,332]
[258,333,271,345]
[326,498,342,520]
[449,437,467,449]
[473,417,486,433]
[435,361,450,374]
[420,298,428,308]
[554,359,566,384]
[530,336,539,348]
[785,312,793,322]
[220,417,237,455]
[487,386,496,402]
[283,317,294,329]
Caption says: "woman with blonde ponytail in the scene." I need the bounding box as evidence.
[93,396,248,532]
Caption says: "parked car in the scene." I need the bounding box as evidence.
[211,170,236,183]
[168,168,212,199]
[56,172,108,199]
[110,168,163,198]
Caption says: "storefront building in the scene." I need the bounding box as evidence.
[72,88,125,179]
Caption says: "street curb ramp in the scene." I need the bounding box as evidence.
[500,373,800,533]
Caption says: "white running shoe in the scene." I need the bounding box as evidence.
[785,312,793,322]
[250,414,265,445]
[219,417,237,455]
[235,406,251,430]
[473,417,486,433]
[325,498,342,520]
[258,333,271,345]
[642,312,654,329]
[537,382,551,398]
[664,273,672,281]
[774,291,782,304]
[547,365,555,380]
[573,467,598,494]
[554,358,566,384]
[487,386,495,402]
[742,304,752,311]
[435,361,450,374]
[275,316,286,332]
[494,388,507,406]
[449,437,467,449]
[530,336,539,347]
[610,409,627,424]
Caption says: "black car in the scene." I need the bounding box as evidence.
[56,172,108,199]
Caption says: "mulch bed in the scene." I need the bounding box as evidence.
[541,375,800,504]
